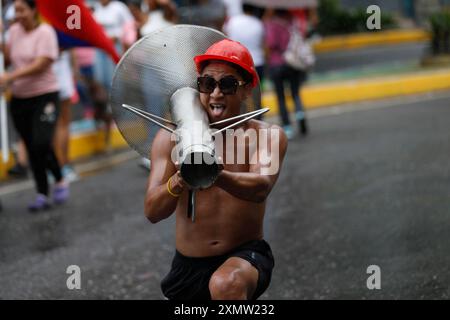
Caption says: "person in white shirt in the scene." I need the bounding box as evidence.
[94,0,134,44]
[53,50,79,182]
[223,3,265,118]
[93,0,134,91]
[92,0,135,150]
[126,0,178,171]
[223,0,242,18]
[141,0,177,36]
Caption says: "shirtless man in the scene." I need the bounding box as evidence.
[145,39,288,300]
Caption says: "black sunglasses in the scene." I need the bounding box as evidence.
[197,76,247,95]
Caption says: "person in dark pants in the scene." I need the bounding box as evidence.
[265,9,308,139]
[0,0,68,211]
[270,64,308,136]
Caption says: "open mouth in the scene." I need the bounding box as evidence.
[210,104,226,118]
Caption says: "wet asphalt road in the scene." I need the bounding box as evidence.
[1,92,450,300]
[314,42,428,73]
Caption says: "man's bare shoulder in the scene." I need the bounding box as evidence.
[247,119,270,130]
[150,128,176,159]
[248,120,288,143]
[154,128,174,143]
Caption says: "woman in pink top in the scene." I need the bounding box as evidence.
[0,0,68,211]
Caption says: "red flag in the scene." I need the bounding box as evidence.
[36,0,120,63]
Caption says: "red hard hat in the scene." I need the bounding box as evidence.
[194,39,259,88]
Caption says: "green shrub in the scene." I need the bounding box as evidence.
[429,10,450,54]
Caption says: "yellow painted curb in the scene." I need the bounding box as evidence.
[262,69,450,117]
[0,129,128,181]
[0,152,15,180]
[68,126,128,160]
[314,29,431,53]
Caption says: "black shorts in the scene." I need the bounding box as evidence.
[161,239,274,300]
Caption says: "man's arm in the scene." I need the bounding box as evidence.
[144,129,185,223]
[214,125,288,203]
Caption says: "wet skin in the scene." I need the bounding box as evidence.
[144,62,287,299]
[145,62,288,256]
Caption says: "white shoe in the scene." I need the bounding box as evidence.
[139,158,151,171]
[62,165,79,183]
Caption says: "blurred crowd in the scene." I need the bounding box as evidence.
[0,0,318,211]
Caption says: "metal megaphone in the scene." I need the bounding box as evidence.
[111,25,268,221]
[170,87,218,190]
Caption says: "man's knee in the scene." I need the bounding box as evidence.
[209,269,248,300]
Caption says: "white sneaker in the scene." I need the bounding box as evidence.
[283,125,294,140]
[138,158,151,171]
[62,165,79,183]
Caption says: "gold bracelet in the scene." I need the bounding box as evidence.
[167,177,182,197]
